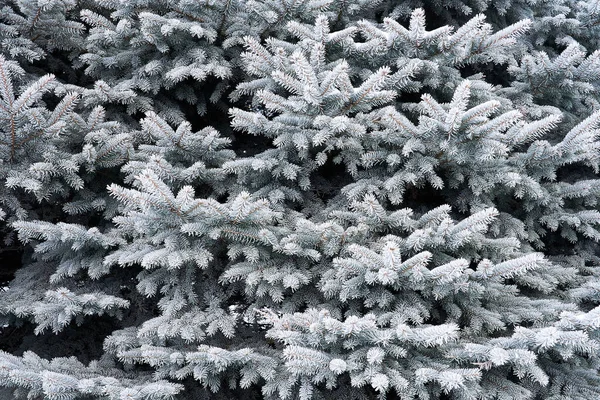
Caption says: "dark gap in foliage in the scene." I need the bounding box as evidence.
[516,283,551,299]
[0,322,31,354]
[0,247,23,288]
[427,5,479,30]
[311,155,353,203]
[398,90,423,105]
[209,98,274,158]
[5,316,118,364]
[400,182,449,215]
[34,53,93,87]
[41,91,62,112]
[130,110,147,125]
[507,370,523,385]
[541,230,578,257]
[425,300,449,325]
[541,36,570,57]
[214,191,230,204]
[229,133,273,157]
[178,77,233,132]
[460,62,513,88]
[422,7,454,30]
[194,377,264,400]
[555,164,596,183]
[192,182,218,201]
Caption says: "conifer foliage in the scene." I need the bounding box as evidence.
[2,0,600,399]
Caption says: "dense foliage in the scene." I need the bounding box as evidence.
[2,0,600,399]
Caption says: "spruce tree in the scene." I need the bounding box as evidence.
[1,0,600,399]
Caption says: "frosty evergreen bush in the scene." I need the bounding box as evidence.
[1,0,600,399]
